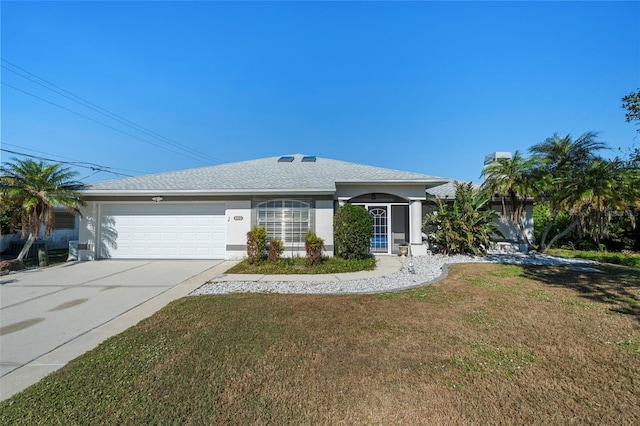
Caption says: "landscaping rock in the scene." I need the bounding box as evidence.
[191,252,599,296]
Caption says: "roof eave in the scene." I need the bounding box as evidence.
[81,188,337,197]
[336,179,450,185]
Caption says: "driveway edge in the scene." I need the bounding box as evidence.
[0,260,235,401]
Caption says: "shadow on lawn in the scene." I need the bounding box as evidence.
[521,264,640,323]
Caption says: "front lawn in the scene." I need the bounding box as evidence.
[1,263,638,424]
[226,255,377,274]
[549,248,640,268]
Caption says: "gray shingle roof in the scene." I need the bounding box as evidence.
[425,181,481,199]
[85,154,448,194]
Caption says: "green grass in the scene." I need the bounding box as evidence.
[375,285,463,304]
[226,255,376,274]
[549,248,640,268]
[1,263,638,424]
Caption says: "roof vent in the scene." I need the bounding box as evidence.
[278,156,295,162]
[301,156,316,162]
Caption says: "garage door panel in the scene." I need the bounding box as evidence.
[99,203,226,259]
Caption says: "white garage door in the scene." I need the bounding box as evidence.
[99,203,226,259]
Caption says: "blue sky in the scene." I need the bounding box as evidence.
[2,1,639,184]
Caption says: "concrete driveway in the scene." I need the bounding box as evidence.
[0,259,229,400]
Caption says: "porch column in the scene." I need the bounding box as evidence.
[409,200,423,245]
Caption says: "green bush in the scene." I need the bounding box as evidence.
[246,226,267,264]
[305,230,324,266]
[423,182,502,256]
[267,238,284,263]
[334,204,373,260]
[226,255,376,274]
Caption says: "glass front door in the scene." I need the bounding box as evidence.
[368,206,389,254]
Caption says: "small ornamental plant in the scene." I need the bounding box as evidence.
[305,230,324,266]
[267,238,284,263]
[246,226,267,264]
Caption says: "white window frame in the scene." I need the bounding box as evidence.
[256,200,311,246]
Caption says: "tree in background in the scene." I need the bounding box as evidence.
[545,157,638,251]
[622,88,639,133]
[480,151,540,250]
[0,159,85,262]
[529,132,607,252]
[423,182,502,256]
[495,129,640,253]
[621,88,640,175]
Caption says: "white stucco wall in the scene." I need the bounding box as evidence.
[336,183,428,200]
[491,204,534,247]
[225,200,251,260]
[315,199,334,256]
[77,201,98,260]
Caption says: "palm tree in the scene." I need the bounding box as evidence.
[0,159,85,262]
[529,131,608,172]
[480,151,540,249]
[529,132,608,251]
[544,157,639,251]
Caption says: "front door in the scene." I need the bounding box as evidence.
[368,206,389,254]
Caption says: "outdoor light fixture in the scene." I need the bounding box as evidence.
[151,196,163,202]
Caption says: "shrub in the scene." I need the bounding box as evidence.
[305,230,324,266]
[334,204,373,260]
[423,182,502,256]
[267,238,284,263]
[246,226,267,264]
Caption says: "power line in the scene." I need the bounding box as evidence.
[0,147,134,179]
[3,81,215,165]
[79,170,102,181]
[1,142,147,175]
[1,60,226,165]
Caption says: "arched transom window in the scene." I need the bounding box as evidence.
[257,200,311,245]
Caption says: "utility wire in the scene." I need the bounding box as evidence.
[2,81,214,165]
[2,142,147,175]
[1,60,225,165]
[79,170,102,181]
[0,147,134,179]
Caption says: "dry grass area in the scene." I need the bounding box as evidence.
[1,263,638,424]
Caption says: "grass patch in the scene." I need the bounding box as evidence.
[449,343,536,378]
[1,263,639,424]
[462,308,492,326]
[467,277,499,288]
[226,255,376,274]
[488,264,522,278]
[549,248,640,268]
[376,286,463,304]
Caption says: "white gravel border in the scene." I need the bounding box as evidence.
[190,252,598,296]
